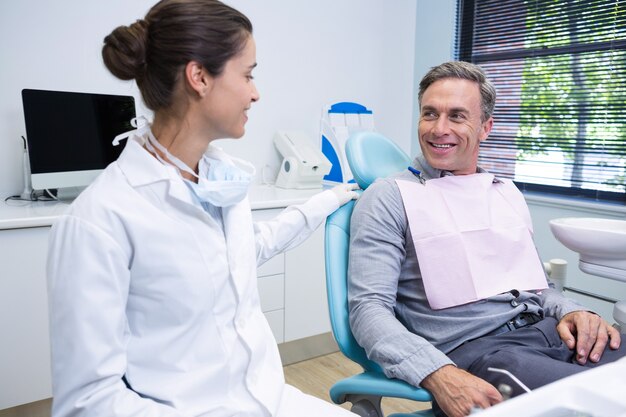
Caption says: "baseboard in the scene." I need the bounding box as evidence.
[0,398,51,417]
[278,332,339,365]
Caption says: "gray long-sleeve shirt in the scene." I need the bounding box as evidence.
[347,155,586,388]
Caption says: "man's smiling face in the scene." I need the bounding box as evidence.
[418,78,493,175]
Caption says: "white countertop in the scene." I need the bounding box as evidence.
[0,185,324,230]
[247,184,325,210]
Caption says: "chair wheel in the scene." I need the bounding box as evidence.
[351,399,382,417]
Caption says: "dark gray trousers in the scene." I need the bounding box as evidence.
[433,317,626,416]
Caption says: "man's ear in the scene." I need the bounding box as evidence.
[480,117,494,142]
[184,61,212,98]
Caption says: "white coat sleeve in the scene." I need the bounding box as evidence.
[254,189,339,266]
[47,215,186,417]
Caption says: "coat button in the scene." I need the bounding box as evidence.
[510,300,519,307]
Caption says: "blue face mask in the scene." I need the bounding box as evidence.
[113,118,255,207]
[183,156,254,207]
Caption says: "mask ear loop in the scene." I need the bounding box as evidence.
[143,130,201,181]
[143,138,170,167]
[112,116,151,146]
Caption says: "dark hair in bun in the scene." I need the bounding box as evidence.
[102,20,149,82]
[102,0,252,111]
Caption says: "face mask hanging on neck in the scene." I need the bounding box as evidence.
[112,116,151,146]
[141,128,255,207]
[190,157,255,207]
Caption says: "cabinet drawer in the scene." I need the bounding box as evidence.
[264,310,284,343]
[257,252,284,277]
[258,274,284,312]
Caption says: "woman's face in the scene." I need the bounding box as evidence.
[202,35,259,140]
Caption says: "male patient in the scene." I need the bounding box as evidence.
[348,61,625,417]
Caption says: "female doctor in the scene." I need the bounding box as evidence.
[46,1,358,416]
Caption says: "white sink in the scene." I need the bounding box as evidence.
[549,217,626,282]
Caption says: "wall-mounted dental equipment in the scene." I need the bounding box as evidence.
[274,131,331,189]
[320,102,375,184]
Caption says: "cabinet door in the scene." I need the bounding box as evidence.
[284,226,330,341]
[0,227,52,409]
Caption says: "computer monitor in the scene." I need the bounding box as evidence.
[21,89,136,193]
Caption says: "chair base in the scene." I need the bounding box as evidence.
[330,371,432,417]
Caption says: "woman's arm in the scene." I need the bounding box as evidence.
[253,189,340,266]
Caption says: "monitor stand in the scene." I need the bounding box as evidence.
[55,187,86,202]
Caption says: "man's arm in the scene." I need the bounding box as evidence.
[421,366,502,417]
[348,179,453,386]
[348,179,502,416]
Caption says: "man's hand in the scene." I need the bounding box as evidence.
[421,365,502,417]
[557,311,621,365]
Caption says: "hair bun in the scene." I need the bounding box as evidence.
[102,19,148,81]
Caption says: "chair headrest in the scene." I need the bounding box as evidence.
[345,131,412,190]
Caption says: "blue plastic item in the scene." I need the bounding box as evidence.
[345,131,412,190]
[320,102,375,184]
[328,102,373,115]
[324,132,433,417]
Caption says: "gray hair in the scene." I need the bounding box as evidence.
[418,61,496,122]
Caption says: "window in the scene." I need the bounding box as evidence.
[457,0,626,203]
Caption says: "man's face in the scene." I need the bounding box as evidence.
[418,78,493,175]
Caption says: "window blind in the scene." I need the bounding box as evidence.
[456,0,626,203]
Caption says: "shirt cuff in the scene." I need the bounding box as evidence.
[386,346,455,387]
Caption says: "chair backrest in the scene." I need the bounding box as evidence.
[325,132,411,373]
[346,131,412,191]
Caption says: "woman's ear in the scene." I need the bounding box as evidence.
[184,61,212,98]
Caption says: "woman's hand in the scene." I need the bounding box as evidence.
[330,183,360,205]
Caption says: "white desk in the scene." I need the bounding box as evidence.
[0,185,332,409]
[0,184,323,229]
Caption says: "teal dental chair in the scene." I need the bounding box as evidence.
[324,131,434,417]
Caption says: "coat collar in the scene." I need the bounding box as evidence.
[116,135,234,188]
[116,136,177,187]
[115,134,249,214]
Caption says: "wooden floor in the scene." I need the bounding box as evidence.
[0,352,431,417]
[284,351,431,415]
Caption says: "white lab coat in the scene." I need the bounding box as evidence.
[47,137,354,417]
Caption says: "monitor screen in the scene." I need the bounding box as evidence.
[21,89,136,191]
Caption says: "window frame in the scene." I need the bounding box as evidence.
[456,0,626,205]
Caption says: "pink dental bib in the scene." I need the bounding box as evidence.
[396,173,548,310]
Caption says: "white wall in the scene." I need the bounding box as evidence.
[412,1,457,157]
[0,0,424,198]
[5,1,623,318]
